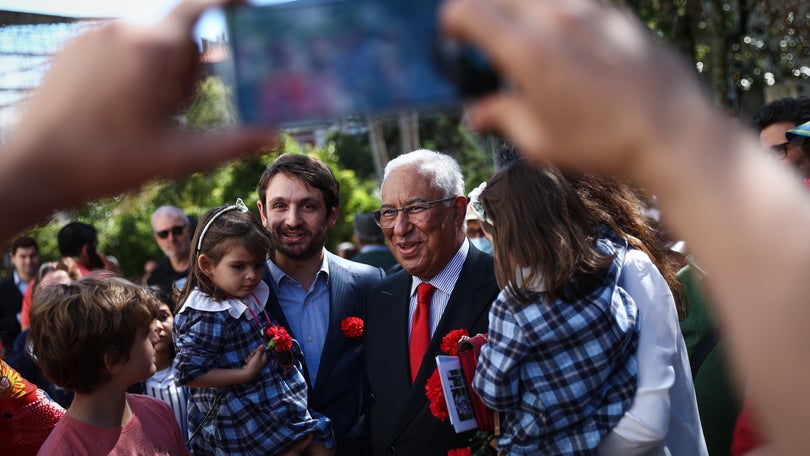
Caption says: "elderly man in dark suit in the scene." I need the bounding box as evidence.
[365,149,499,456]
[257,153,385,455]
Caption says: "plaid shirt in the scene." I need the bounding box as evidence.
[473,226,638,455]
[174,283,334,455]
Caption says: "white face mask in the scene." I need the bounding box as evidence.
[469,236,493,254]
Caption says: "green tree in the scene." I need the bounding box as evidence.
[617,0,810,110]
[329,112,495,195]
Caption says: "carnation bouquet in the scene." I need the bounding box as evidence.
[425,330,498,456]
[265,325,294,370]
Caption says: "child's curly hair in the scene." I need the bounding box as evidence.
[29,276,159,394]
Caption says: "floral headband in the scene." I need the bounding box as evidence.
[196,198,250,252]
[467,182,493,226]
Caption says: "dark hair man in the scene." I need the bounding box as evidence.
[0,236,40,353]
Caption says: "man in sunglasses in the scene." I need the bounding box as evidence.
[753,96,810,180]
[148,205,192,292]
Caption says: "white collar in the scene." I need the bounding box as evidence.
[179,281,270,319]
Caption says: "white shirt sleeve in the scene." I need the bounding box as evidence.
[599,249,678,456]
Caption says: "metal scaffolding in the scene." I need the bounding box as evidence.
[0,11,110,142]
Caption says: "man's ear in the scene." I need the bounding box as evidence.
[198,254,214,278]
[327,205,340,229]
[257,200,267,226]
[452,196,468,226]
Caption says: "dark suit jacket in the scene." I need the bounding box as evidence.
[352,247,397,272]
[264,252,384,456]
[0,277,24,351]
[146,259,187,292]
[365,246,499,456]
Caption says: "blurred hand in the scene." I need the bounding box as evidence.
[441,0,712,175]
[2,0,274,239]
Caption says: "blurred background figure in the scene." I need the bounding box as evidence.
[0,236,40,356]
[351,213,397,272]
[105,256,122,276]
[141,259,158,285]
[465,182,492,254]
[336,241,358,260]
[56,222,109,276]
[148,205,193,293]
[752,96,810,181]
[6,260,75,408]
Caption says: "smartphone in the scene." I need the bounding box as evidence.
[225,0,500,127]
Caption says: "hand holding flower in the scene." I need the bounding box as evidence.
[441,329,469,356]
[243,345,269,380]
[265,326,293,352]
[265,325,295,370]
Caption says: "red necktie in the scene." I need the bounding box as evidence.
[409,282,435,383]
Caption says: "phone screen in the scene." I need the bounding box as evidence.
[226,0,499,126]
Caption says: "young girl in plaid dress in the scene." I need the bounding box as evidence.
[174,199,334,455]
[470,161,639,455]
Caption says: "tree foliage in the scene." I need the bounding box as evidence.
[617,0,810,110]
[328,111,495,194]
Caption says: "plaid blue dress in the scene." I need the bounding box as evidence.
[174,282,334,455]
[473,226,639,455]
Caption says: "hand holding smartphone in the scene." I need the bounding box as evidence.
[225,0,499,126]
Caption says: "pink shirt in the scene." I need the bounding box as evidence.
[37,394,190,456]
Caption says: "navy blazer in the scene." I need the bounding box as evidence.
[264,252,384,455]
[365,246,499,456]
[0,277,24,351]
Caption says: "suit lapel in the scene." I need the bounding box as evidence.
[370,269,414,421]
[311,254,352,401]
[395,249,496,433]
[386,272,414,389]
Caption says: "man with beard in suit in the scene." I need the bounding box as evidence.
[257,153,385,455]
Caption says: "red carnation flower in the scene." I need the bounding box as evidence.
[265,326,293,352]
[341,317,364,340]
[447,449,472,456]
[425,368,449,421]
[441,329,469,356]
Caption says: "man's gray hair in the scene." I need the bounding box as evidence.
[151,205,189,228]
[382,149,465,198]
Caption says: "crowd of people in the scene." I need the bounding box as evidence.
[3,0,810,454]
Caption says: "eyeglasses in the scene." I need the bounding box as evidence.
[769,142,789,159]
[155,225,186,239]
[372,197,455,228]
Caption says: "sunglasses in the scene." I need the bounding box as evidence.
[155,225,186,239]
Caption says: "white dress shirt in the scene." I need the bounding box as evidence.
[598,249,708,456]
